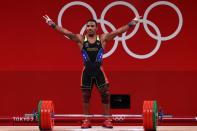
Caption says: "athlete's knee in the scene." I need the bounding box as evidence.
[82,89,92,103]
[99,85,110,104]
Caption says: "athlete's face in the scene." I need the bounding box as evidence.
[86,21,97,36]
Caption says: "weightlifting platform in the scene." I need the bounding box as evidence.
[0,126,197,131]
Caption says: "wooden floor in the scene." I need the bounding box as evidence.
[0,126,196,131]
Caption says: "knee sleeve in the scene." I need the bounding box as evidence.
[99,86,110,104]
[82,89,91,103]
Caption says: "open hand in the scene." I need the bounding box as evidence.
[43,15,55,26]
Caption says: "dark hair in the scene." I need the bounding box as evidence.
[87,19,98,27]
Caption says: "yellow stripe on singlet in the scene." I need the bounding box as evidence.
[96,35,100,41]
[84,36,88,42]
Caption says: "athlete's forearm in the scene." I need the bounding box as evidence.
[54,25,74,38]
[104,17,140,41]
[50,23,80,42]
[114,20,138,35]
[105,24,130,41]
[115,24,130,35]
[43,15,80,42]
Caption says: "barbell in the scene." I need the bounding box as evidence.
[24,100,160,130]
[0,100,197,131]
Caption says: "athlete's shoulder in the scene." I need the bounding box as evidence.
[83,35,88,42]
[97,35,101,41]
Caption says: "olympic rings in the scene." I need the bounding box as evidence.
[58,1,97,27]
[122,19,161,59]
[143,1,183,41]
[58,1,183,59]
[100,1,140,41]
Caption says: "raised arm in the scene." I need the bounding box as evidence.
[100,17,141,46]
[43,15,83,48]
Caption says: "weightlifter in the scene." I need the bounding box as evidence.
[43,15,140,128]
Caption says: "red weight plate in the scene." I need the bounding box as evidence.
[47,101,53,130]
[44,100,54,130]
[43,100,47,129]
[49,101,54,129]
[45,101,50,129]
[40,100,45,129]
[147,101,150,130]
[149,101,154,130]
[143,101,148,130]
